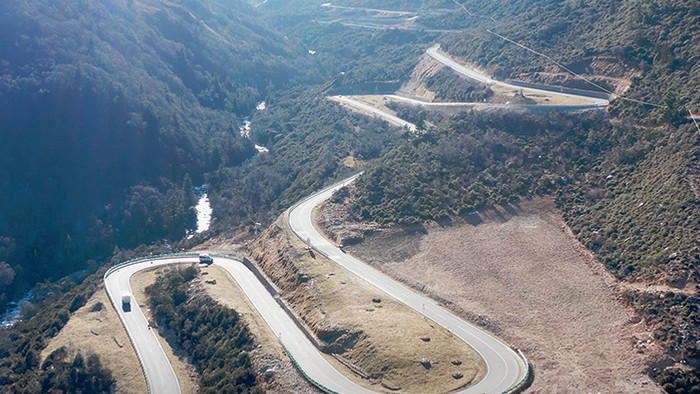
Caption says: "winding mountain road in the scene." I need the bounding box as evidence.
[330,95,417,131]
[105,173,528,393]
[329,44,609,133]
[426,44,609,106]
[105,255,374,394]
[288,174,529,393]
[104,258,186,394]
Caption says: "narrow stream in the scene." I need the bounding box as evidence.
[188,186,212,239]
[1,290,33,327]
[194,193,212,234]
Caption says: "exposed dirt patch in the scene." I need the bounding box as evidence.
[517,56,639,95]
[397,54,441,100]
[196,229,256,255]
[323,197,665,393]
[521,71,630,96]
[246,215,486,392]
[41,286,147,394]
[329,94,405,123]
[316,187,384,248]
[488,84,594,105]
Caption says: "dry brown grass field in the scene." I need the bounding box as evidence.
[244,215,487,392]
[328,198,665,393]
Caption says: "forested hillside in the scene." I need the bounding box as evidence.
[311,0,699,390]
[439,0,700,115]
[0,0,698,391]
[0,0,314,311]
[208,86,398,228]
[352,110,617,223]
[258,0,437,94]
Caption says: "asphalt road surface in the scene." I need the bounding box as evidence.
[288,174,529,393]
[331,95,417,131]
[426,44,609,106]
[104,173,527,393]
[104,257,188,394]
[105,255,375,394]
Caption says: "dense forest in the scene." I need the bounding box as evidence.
[0,0,317,313]
[208,86,399,228]
[257,0,438,94]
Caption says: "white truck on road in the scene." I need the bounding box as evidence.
[122,293,131,311]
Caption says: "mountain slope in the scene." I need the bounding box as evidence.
[0,0,311,308]
[439,0,700,115]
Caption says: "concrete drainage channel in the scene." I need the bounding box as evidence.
[506,349,533,393]
[222,254,345,393]
[238,256,329,351]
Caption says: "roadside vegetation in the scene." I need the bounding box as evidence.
[313,0,699,389]
[1,0,698,391]
[145,266,262,394]
[425,68,494,102]
[208,87,399,229]
[562,124,698,282]
[0,270,115,392]
[440,0,700,112]
[351,110,619,223]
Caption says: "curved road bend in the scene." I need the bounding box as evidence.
[104,257,187,394]
[330,95,417,132]
[105,256,375,394]
[288,174,529,394]
[426,44,609,107]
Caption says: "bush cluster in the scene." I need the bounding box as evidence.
[146,266,262,393]
[0,270,114,392]
[351,110,616,223]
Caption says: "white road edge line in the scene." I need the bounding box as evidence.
[104,172,530,393]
